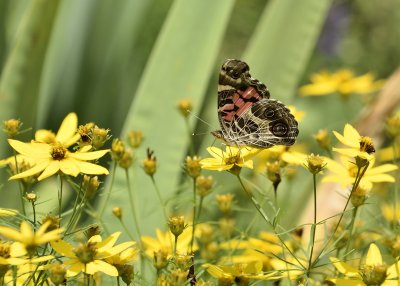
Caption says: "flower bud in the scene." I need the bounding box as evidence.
[196,175,213,197]
[266,161,281,190]
[313,129,331,151]
[360,264,387,286]
[216,194,235,214]
[119,151,133,169]
[3,119,22,138]
[112,207,122,219]
[168,216,185,238]
[127,130,144,149]
[26,192,37,203]
[111,139,126,161]
[78,123,95,145]
[185,156,202,178]
[91,127,110,149]
[177,99,193,118]
[82,175,101,200]
[48,264,66,286]
[143,148,157,176]
[154,250,168,270]
[306,154,326,175]
[170,268,189,286]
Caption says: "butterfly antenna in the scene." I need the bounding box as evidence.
[186,109,217,130]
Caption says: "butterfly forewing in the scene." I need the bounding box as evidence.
[213,59,299,148]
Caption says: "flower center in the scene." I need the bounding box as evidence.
[73,242,97,264]
[0,243,10,258]
[359,136,375,154]
[50,143,67,160]
[225,154,241,165]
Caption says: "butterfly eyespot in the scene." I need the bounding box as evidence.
[264,108,275,118]
[272,122,288,136]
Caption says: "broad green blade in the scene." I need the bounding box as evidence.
[0,0,60,131]
[244,0,332,102]
[102,0,236,237]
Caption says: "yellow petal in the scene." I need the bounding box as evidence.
[241,160,253,169]
[365,243,382,265]
[104,242,136,257]
[35,130,56,143]
[56,113,78,144]
[65,261,84,277]
[206,147,225,159]
[9,160,49,180]
[0,225,22,241]
[329,257,359,276]
[20,221,34,241]
[59,158,80,177]
[87,260,118,276]
[36,228,63,244]
[68,149,109,161]
[367,164,398,175]
[96,232,120,251]
[38,161,61,181]
[75,161,109,175]
[8,139,50,158]
[35,221,51,237]
[342,124,361,147]
[299,81,338,96]
[204,264,225,278]
[51,240,76,258]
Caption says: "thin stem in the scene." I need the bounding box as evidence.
[392,142,399,227]
[31,202,36,226]
[196,197,204,221]
[174,235,178,257]
[125,169,143,246]
[65,180,85,235]
[190,178,197,253]
[344,206,359,255]
[236,175,303,268]
[314,162,369,263]
[57,174,63,221]
[150,176,168,223]
[307,173,317,276]
[99,161,117,218]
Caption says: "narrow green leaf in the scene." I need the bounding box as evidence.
[103,0,236,236]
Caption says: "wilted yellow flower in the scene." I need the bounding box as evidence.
[185,156,202,178]
[3,119,22,138]
[306,154,326,175]
[216,193,235,214]
[143,148,157,176]
[127,130,144,149]
[177,99,193,118]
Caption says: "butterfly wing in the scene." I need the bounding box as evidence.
[223,98,299,148]
[212,59,299,148]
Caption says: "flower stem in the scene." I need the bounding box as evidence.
[307,173,317,275]
[150,176,168,223]
[344,206,359,254]
[314,162,368,263]
[174,235,178,257]
[99,161,117,218]
[190,178,197,253]
[57,174,63,221]
[196,197,204,221]
[125,169,143,246]
[31,201,36,226]
[392,142,399,228]
[236,175,303,268]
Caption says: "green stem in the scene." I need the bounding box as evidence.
[150,176,168,223]
[196,197,204,221]
[344,206,359,255]
[125,169,143,247]
[31,201,36,226]
[57,174,63,221]
[174,235,178,257]
[64,179,84,235]
[99,161,117,218]
[236,175,303,268]
[392,142,399,228]
[190,178,197,253]
[307,173,317,276]
[314,162,369,263]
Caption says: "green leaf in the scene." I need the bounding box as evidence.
[102,0,236,236]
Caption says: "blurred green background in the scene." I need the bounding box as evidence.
[0,0,399,237]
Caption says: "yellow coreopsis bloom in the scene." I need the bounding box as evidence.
[141,227,197,258]
[323,157,397,189]
[51,232,135,277]
[203,261,280,283]
[332,124,375,161]
[299,69,384,97]
[4,263,51,286]
[329,243,400,285]
[200,146,259,172]
[0,221,63,256]
[7,139,109,181]
[34,112,80,145]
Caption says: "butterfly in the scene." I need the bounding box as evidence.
[211,59,299,148]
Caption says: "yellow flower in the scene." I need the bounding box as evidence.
[203,261,280,283]
[288,105,305,122]
[4,263,51,286]
[34,112,80,146]
[322,157,397,189]
[51,232,135,277]
[200,146,259,171]
[141,227,197,258]
[332,124,375,160]
[329,243,399,285]
[0,241,53,267]
[299,69,384,97]
[7,139,109,181]
[105,247,138,266]
[0,221,63,256]
[381,202,400,223]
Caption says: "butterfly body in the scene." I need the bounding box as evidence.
[212,59,299,148]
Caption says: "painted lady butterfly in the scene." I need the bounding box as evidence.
[211,59,299,148]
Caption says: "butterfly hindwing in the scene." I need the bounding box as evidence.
[212,59,299,148]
